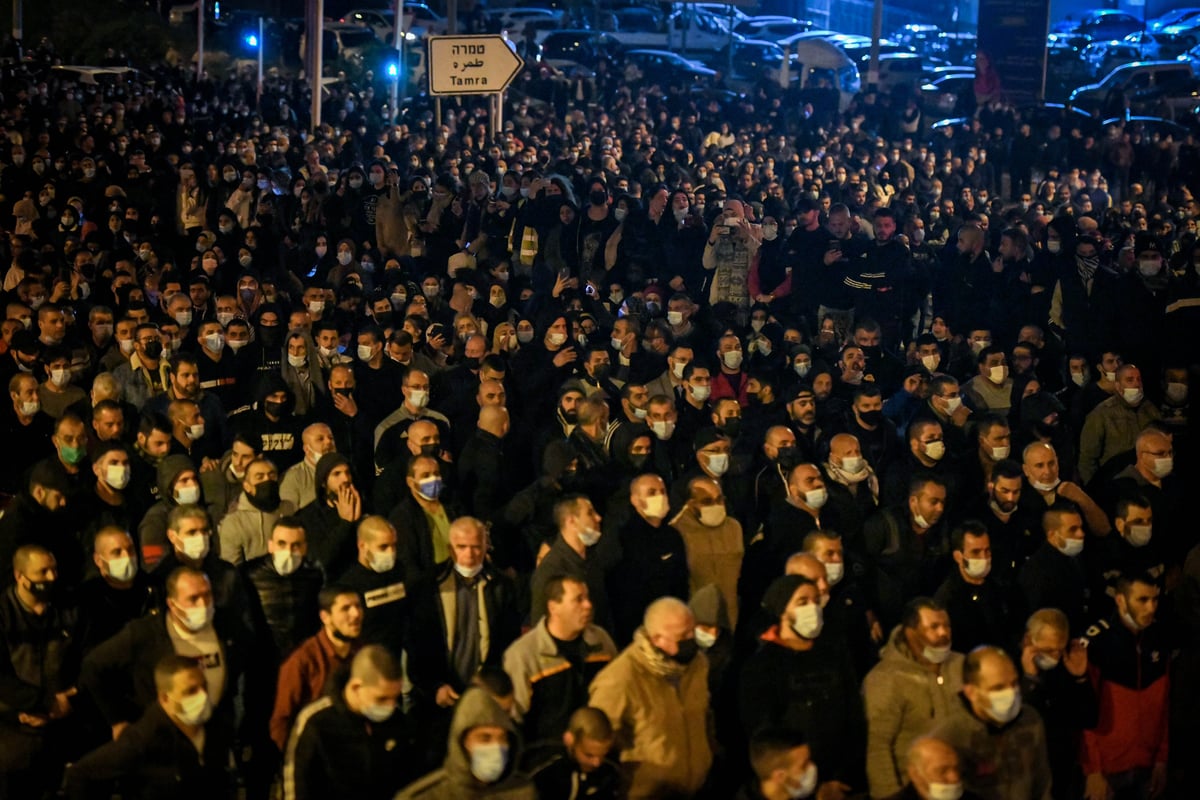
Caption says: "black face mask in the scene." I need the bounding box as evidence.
[858,409,883,426]
[861,345,882,361]
[722,418,742,438]
[590,190,608,206]
[667,638,699,665]
[591,364,611,382]
[775,445,797,469]
[629,453,649,469]
[333,387,353,398]
[143,341,163,359]
[248,479,280,511]
[419,443,440,458]
[259,326,281,349]
[24,578,55,601]
[462,356,481,370]
[264,399,287,417]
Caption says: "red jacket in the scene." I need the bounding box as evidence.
[1080,616,1171,775]
[269,629,355,751]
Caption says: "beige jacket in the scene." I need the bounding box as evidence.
[589,629,712,799]
[671,505,744,629]
[862,626,965,798]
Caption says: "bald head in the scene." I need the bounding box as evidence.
[644,596,693,637]
[785,552,830,601]
[356,515,395,546]
[477,404,510,438]
[477,379,506,407]
[905,736,961,796]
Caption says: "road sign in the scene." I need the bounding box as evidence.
[427,35,524,96]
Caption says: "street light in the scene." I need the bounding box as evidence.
[245,18,264,111]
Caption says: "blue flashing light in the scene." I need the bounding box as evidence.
[387,63,398,78]
[245,33,259,48]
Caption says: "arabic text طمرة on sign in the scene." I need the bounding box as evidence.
[427,35,525,96]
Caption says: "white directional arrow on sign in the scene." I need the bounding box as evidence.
[427,35,525,96]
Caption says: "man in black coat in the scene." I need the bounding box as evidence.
[456,404,510,523]
[63,654,236,800]
[79,565,263,748]
[241,516,325,662]
[606,474,688,645]
[386,454,463,589]
[933,523,1018,654]
[339,516,410,659]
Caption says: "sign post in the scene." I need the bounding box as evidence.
[428,35,524,144]
[427,35,524,96]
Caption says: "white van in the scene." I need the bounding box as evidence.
[779,35,861,110]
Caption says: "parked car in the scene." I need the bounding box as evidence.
[1058,10,1144,41]
[1083,32,1179,76]
[540,30,624,70]
[1103,115,1197,139]
[708,39,788,90]
[623,49,716,85]
[733,16,813,43]
[1070,60,1196,112]
[340,9,418,43]
[1150,7,1200,33]
[603,6,731,53]
[921,73,974,114]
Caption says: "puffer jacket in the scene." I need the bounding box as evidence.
[396,687,537,799]
[862,625,965,798]
[240,555,324,659]
[588,628,712,799]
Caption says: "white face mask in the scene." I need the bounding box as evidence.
[921,354,940,372]
[691,384,711,402]
[1033,652,1060,671]
[988,365,1008,385]
[368,549,395,573]
[179,532,208,560]
[943,395,962,414]
[273,550,300,576]
[49,368,70,388]
[285,353,307,369]
[991,445,1011,461]
[984,687,1021,723]
[784,761,819,799]
[470,742,509,783]
[722,350,743,370]
[20,400,39,416]
[642,494,669,520]
[803,488,828,509]
[672,361,687,380]
[119,338,136,355]
[1125,524,1152,547]
[454,561,483,579]
[188,423,206,441]
[176,602,213,632]
[1151,457,1173,478]
[105,554,136,583]
[698,504,727,527]
[705,452,729,476]
[1071,371,1087,387]
[650,420,675,440]
[923,644,951,664]
[1055,536,1084,557]
[105,464,131,490]
[791,602,823,639]
[823,561,844,585]
[357,344,376,361]
[840,455,864,474]
[1030,477,1061,493]
[924,441,946,461]
[176,484,202,505]
[204,333,225,353]
[1047,240,1062,254]
[408,389,429,409]
[762,224,778,240]
[547,332,567,347]
[667,311,685,326]
[963,557,991,579]
[337,251,353,266]
[794,362,811,377]
[694,627,717,649]
[176,690,213,727]
[1122,387,1144,405]
[928,781,965,800]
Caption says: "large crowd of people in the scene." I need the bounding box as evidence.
[0,32,1197,800]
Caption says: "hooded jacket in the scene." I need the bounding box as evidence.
[231,374,304,469]
[396,687,537,799]
[138,454,213,567]
[862,625,965,798]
